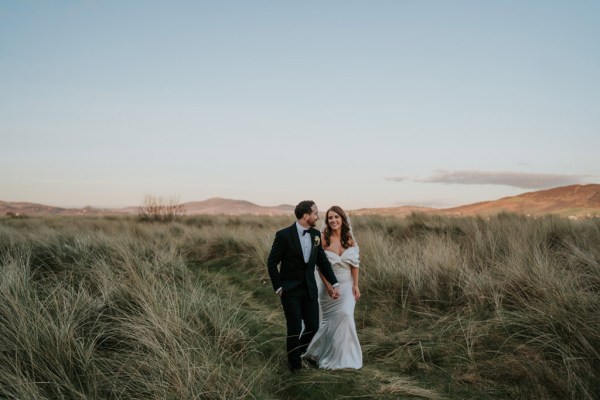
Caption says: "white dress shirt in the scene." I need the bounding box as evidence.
[296,222,312,263]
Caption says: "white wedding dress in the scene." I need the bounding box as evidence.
[303,246,362,370]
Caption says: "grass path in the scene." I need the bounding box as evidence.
[190,257,446,400]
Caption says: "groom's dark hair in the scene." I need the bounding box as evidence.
[294,200,315,219]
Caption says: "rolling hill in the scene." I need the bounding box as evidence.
[0,198,293,217]
[182,198,293,215]
[443,184,600,218]
[350,184,600,218]
[0,201,125,217]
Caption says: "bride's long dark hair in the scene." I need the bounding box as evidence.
[323,206,353,249]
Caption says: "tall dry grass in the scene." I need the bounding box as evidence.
[0,217,268,399]
[1,213,598,399]
[353,213,600,399]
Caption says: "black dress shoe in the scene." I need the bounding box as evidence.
[288,362,302,373]
[303,358,319,369]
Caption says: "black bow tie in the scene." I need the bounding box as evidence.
[302,229,311,236]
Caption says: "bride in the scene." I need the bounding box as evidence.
[303,205,362,370]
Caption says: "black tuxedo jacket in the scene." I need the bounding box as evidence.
[267,223,338,300]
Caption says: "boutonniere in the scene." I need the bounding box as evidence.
[313,236,320,246]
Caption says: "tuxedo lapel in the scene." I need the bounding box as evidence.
[290,223,303,260]
[308,230,317,264]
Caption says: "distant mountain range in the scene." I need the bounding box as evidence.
[2,184,599,219]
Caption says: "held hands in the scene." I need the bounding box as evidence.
[326,284,340,300]
[332,287,340,299]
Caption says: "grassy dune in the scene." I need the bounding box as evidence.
[0,214,598,399]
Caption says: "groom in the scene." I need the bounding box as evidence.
[267,200,340,372]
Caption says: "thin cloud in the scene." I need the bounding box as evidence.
[386,176,409,182]
[395,198,457,208]
[415,170,586,189]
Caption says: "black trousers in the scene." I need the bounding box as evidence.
[280,281,319,369]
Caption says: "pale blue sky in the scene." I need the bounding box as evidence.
[1,1,599,209]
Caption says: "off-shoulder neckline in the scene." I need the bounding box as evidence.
[324,246,357,258]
